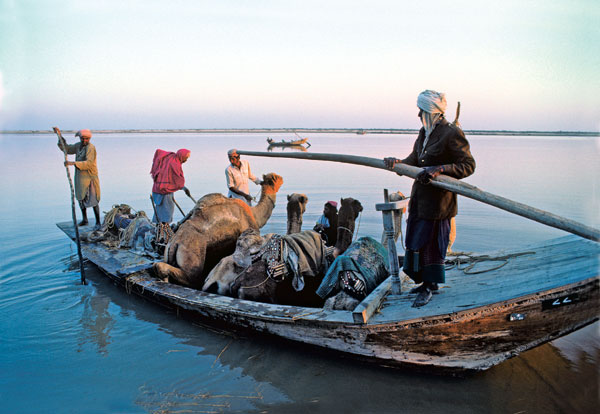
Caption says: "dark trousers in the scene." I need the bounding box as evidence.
[403,215,450,284]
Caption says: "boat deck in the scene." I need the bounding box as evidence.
[57,222,598,326]
[372,235,599,324]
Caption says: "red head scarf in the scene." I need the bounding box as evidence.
[150,149,190,194]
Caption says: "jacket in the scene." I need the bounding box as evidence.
[402,119,475,219]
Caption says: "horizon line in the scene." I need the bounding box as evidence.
[1,128,598,137]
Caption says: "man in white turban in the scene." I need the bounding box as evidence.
[384,90,475,307]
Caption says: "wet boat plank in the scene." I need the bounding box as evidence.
[371,236,599,324]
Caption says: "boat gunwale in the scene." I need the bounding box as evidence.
[95,250,599,331]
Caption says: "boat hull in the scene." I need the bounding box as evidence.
[117,271,599,372]
[57,222,599,373]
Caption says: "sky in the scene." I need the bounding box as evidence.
[0,0,599,131]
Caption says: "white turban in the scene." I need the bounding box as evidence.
[417,90,447,114]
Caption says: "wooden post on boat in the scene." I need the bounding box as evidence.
[236,150,600,242]
[376,189,407,295]
[53,127,86,285]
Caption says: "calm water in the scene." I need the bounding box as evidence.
[0,132,598,413]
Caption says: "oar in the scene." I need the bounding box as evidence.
[53,127,87,284]
[236,150,600,242]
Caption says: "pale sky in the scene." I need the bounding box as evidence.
[1,0,598,131]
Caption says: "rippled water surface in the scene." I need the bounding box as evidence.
[0,132,598,413]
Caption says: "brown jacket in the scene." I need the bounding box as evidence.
[58,142,101,202]
[402,119,475,219]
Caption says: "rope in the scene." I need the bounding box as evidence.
[338,226,353,235]
[338,211,362,244]
[118,211,151,247]
[236,264,275,290]
[445,251,536,274]
[103,204,133,230]
[238,273,272,290]
[353,211,362,243]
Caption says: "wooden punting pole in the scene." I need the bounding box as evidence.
[237,150,600,242]
[53,127,87,284]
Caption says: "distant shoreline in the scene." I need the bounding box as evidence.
[1,128,598,137]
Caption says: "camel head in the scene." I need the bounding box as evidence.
[232,228,270,267]
[334,197,363,257]
[261,173,284,196]
[286,193,308,234]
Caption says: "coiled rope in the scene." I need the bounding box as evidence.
[445,251,536,274]
[118,210,151,247]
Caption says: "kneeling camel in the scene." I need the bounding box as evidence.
[153,173,283,289]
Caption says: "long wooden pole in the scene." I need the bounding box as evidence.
[53,127,87,284]
[237,150,600,242]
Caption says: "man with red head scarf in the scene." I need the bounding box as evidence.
[57,129,102,228]
[384,90,475,307]
[150,148,191,224]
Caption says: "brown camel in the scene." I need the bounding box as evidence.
[286,193,308,234]
[202,228,274,295]
[230,197,363,305]
[333,197,363,257]
[203,193,307,295]
[153,173,283,289]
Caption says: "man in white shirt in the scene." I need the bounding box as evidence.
[225,149,262,205]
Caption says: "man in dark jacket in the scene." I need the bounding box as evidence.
[385,90,475,307]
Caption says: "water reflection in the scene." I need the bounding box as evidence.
[78,287,113,355]
[77,257,599,413]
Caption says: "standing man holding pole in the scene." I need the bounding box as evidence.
[56,128,102,229]
[384,90,475,307]
[150,148,192,225]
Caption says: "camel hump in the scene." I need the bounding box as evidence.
[194,193,230,210]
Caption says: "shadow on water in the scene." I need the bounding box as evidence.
[71,254,599,414]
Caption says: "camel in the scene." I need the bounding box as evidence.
[203,193,308,295]
[334,197,363,257]
[286,193,308,234]
[202,228,274,295]
[229,197,364,306]
[153,173,283,289]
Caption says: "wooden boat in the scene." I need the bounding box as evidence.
[266,137,310,147]
[57,220,599,373]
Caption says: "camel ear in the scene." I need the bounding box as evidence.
[354,200,363,212]
[287,194,291,201]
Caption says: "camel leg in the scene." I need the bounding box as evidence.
[153,262,187,283]
[167,244,206,289]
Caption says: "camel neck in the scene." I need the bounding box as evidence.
[252,193,276,228]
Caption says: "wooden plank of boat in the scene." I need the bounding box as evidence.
[56,221,599,372]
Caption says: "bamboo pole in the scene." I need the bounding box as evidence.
[53,127,87,284]
[172,196,186,217]
[237,150,600,242]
